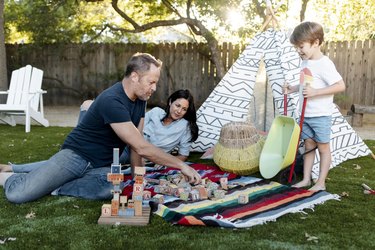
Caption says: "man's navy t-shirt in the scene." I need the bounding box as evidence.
[62,82,146,168]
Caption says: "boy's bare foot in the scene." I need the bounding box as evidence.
[292,180,311,188]
[0,164,13,172]
[309,184,326,191]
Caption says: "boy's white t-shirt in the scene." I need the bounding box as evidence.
[301,56,342,117]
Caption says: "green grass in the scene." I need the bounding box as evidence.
[1,124,375,250]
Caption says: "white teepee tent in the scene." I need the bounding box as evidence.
[191,29,372,178]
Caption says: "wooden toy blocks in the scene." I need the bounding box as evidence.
[101,204,112,217]
[238,194,249,204]
[98,149,151,226]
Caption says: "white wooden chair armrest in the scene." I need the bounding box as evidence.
[28,90,47,94]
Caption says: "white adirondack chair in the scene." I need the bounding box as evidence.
[0,65,49,132]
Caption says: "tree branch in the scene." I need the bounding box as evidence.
[161,0,183,18]
[186,0,192,18]
[300,0,309,22]
[105,0,224,78]
[111,0,140,29]
[85,24,109,43]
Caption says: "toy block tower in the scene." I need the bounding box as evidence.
[133,166,146,216]
[107,148,124,216]
[98,149,151,225]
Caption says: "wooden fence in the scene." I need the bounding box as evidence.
[322,40,375,108]
[5,40,375,108]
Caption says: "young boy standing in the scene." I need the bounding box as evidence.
[286,22,345,191]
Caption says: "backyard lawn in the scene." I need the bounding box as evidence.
[0,125,374,249]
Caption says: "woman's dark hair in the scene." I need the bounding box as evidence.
[162,89,199,142]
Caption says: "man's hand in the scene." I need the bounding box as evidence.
[180,164,201,185]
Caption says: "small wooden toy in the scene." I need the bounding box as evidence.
[127,199,135,208]
[179,191,189,201]
[238,194,249,204]
[214,189,226,199]
[220,177,228,190]
[201,178,207,186]
[101,204,112,217]
[196,186,208,200]
[152,194,164,204]
[190,189,200,201]
[134,201,143,216]
[159,179,169,185]
[143,191,152,200]
[120,195,127,210]
[111,199,119,216]
[125,208,135,217]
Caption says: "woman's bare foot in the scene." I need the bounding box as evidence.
[0,164,13,173]
[309,184,326,191]
[292,180,311,188]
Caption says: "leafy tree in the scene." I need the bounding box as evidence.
[6,0,374,82]
[306,0,375,40]
[4,0,275,78]
[0,0,6,94]
[4,0,115,44]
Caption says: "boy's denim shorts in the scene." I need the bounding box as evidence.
[301,116,332,143]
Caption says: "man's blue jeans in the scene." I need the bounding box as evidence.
[4,149,113,203]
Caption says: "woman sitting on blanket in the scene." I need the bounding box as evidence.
[78,89,199,164]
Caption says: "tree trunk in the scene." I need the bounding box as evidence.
[300,0,309,22]
[0,0,7,98]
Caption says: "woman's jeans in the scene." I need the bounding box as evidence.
[4,149,114,203]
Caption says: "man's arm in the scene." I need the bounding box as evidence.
[175,155,188,161]
[110,122,201,184]
[129,118,144,173]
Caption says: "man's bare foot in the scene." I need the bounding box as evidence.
[0,164,13,173]
[0,172,14,186]
[309,184,326,191]
[292,180,311,188]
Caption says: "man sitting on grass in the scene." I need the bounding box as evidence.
[0,52,201,203]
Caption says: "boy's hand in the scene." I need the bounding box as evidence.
[282,82,289,94]
[283,82,298,94]
[303,85,317,98]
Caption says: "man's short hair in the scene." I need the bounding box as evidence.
[290,22,324,46]
[124,53,162,77]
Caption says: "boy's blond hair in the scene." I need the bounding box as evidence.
[290,21,324,46]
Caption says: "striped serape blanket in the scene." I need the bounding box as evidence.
[122,163,340,228]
